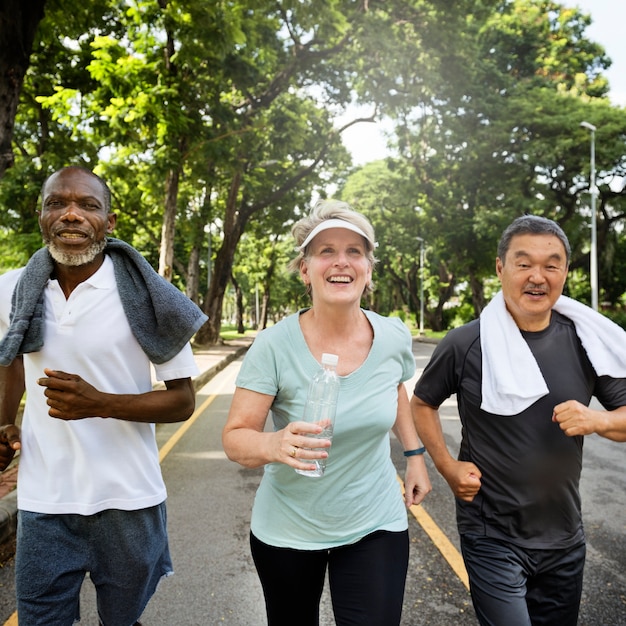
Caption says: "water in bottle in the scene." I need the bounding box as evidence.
[295,353,340,477]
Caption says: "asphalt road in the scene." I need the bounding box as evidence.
[0,341,624,625]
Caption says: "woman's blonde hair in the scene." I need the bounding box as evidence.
[288,199,377,295]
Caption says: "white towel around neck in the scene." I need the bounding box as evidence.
[479,291,626,415]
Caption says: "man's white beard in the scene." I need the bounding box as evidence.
[46,238,107,267]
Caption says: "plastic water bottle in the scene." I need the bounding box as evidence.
[295,353,340,477]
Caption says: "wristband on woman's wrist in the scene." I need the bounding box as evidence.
[403,446,426,457]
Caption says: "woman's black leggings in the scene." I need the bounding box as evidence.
[250,529,409,626]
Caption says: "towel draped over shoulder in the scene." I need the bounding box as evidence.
[480,291,626,415]
[0,238,208,366]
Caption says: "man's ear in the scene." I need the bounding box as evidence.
[495,256,503,279]
[107,213,117,233]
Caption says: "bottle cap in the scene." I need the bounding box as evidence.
[321,353,339,366]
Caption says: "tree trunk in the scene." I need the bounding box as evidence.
[195,171,244,345]
[260,238,278,330]
[261,288,271,330]
[196,239,236,344]
[159,166,181,281]
[0,0,47,178]
[230,272,245,334]
[236,288,245,334]
[186,244,200,304]
[405,264,419,320]
[428,262,456,332]
[468,273,486,317]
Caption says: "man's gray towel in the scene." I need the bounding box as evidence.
[0,238,208,366]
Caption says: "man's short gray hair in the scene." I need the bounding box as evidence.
[497,215,571,264]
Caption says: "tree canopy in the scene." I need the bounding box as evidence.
[1,0,625,338]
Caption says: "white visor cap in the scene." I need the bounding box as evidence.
[298,218,376,252]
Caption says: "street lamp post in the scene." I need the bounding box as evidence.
[580,121,598,311]
[416,237,425,335]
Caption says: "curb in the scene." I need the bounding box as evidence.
[0,490,17,546]
[413,336,441,345]
[191,344,250,392]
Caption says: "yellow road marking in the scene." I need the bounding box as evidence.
[159,393,217,462]
[399,476,469,590]
[3,379,227,626]
[160,370,232,463]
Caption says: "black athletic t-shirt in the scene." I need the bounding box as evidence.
[414,311,626,549]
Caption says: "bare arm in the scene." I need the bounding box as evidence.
[553,401,626,442]
[410,393,482,502]
[392,384,431,507]
[0,357,25,470]
[222,386,330,470]
[38,369,195,423]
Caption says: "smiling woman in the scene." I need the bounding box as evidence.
[299,226,372,312]
[222,198,432,626]
[288,199,378,298]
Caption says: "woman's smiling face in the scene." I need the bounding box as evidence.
[300,227,372,305]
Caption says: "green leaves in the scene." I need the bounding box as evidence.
[2,0,625,329]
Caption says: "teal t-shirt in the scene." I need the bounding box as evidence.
[236,309,416,550]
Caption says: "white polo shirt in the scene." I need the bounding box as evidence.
[0,256,198,515]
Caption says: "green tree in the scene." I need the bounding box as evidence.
[0,0,47,178]
[3,0,625,338]
[340,160,425,319]
[386,0,626,321]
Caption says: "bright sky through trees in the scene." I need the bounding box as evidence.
[343,0,626,165]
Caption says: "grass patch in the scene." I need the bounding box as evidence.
[220,325,258,341]
[219,323,446,342]
[410,328,447,341]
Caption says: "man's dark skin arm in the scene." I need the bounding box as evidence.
[0,357,25,471]
[37,369,195,423]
